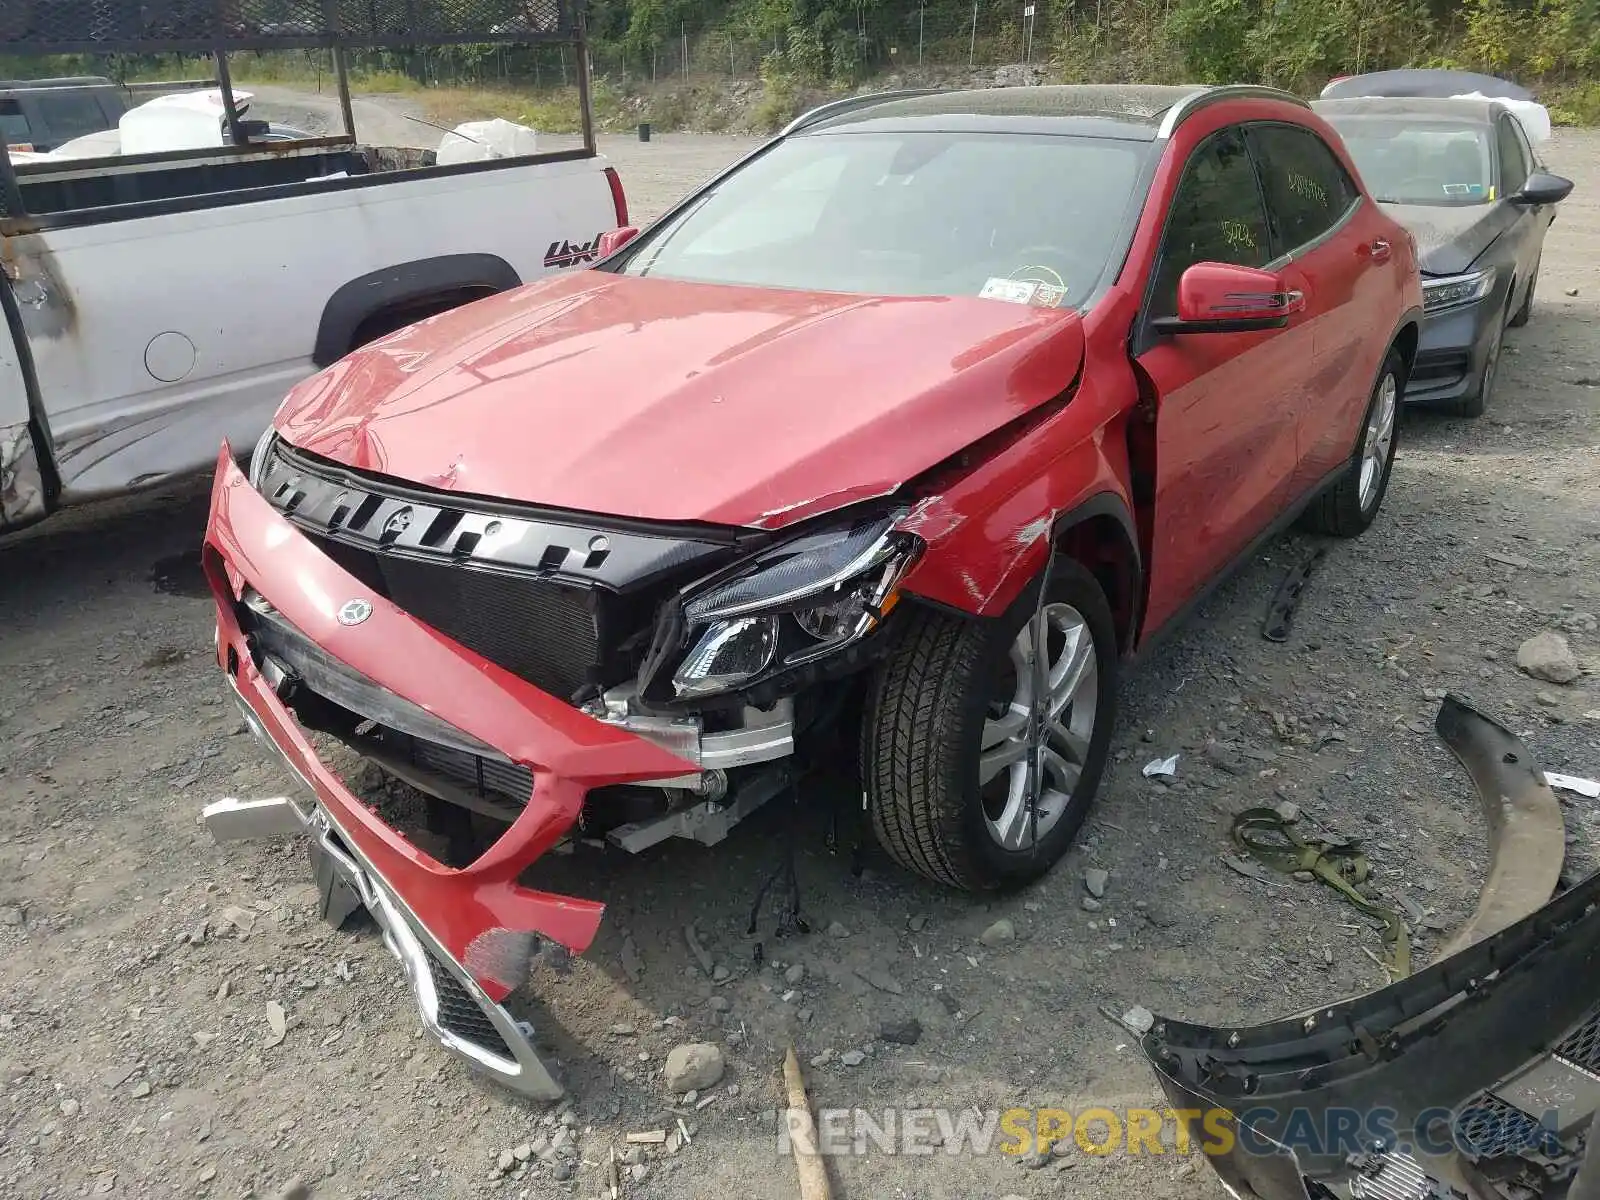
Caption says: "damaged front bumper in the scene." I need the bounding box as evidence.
[200,447,697,1098]
[1141,696,1599,1200]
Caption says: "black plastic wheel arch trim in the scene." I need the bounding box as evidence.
[312,253,521,367]
[1138,693,1593,1194]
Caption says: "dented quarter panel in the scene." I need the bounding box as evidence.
[0,287,45,529]
[8,152,619,509]
[0,417,45,530]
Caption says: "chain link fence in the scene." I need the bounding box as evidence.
[589,1,1060,86]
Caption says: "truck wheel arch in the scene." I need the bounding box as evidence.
[313,253,522,367]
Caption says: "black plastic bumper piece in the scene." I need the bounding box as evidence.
[1140,695,1599,1200]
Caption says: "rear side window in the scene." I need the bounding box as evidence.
[1496,116,1530,196]
[35,89,117,143]
[0,98,31,146]
[1247,124,1360,254]
[1149,127,1271,318]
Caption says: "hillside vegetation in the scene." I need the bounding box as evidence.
[10,0,1600,131]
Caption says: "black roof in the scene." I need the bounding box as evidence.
[1321,68,1533,102]
[1314,96,1504,127]
[803,83,1213,140]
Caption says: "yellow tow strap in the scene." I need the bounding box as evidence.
[1230,808,1411,979]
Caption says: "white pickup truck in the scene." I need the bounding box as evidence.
[0,98,626,533]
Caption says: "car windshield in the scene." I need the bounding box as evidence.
[1325,117,1493,206]
[614,130,1150,309]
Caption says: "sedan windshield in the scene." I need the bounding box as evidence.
[615,130,1150,309]
[1325,117,1493,206]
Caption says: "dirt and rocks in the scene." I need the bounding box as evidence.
[3,129,1600,1200]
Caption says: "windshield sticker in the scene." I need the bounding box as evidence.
[1443,183,1483,196]
[980,277,1043,305]
[982,265,1069,309]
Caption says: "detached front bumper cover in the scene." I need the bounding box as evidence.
[1140,695,1599,1200]
[199,445,696,1097]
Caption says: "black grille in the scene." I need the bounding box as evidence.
[1454,1093,1563,1158]
[256,442,743,703]
[409,731,535,803]
[311,533,603,702]
[1556,1009,1600,1071]
[424,946,514,1060]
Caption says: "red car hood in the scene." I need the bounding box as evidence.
[276,271,1086,529]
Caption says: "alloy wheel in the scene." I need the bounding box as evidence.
[977,603,1098,851]
[1359,372,1398,513]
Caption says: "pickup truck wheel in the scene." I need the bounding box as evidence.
[861,559,1117,891]
[1300,348,1402,537]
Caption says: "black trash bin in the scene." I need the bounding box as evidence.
[638,122,651,142]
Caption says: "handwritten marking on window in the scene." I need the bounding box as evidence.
[1287,169,1328,208]
[1221,219,1259,253]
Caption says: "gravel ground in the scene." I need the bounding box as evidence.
[3,128,1599,1200]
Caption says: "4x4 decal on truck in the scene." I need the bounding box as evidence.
[544,234,603,269]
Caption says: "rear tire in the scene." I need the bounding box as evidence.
[1300,348,1402,537]
[861,558,1118,891]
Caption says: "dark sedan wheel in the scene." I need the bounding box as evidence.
[862,559,1117,891]
[1301,348,1402,536]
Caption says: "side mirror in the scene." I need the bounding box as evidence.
[1153,262,1305,335]
[597,226,640,258]
[1511,172,1574,206]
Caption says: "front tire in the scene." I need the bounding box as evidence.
[861,558,1118,891]
[1300,348,1402,537]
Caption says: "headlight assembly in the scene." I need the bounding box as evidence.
[247,426,278,491]
[1423,266,1497,314]
[647,515,920,703]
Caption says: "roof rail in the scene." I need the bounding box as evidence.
[781,89,942,136]
[1156,84,1311,139]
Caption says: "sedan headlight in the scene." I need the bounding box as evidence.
[247,426,278,490]
[1423,267,1497,314]
[649,515,920,702]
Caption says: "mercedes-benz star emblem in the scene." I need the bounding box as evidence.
[337,598,373,626]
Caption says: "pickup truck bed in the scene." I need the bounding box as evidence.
[12,141,437,217]
[1,137,624,533]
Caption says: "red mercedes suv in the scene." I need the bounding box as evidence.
[200,83,1422,1097]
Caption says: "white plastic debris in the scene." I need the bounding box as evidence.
[120,89,256,156]
[437,118,539,165]
[1142,754,1179,779]
[1453,92,1552,144]
[1121,1005,1155,1034]
[1545,772,1600,799]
